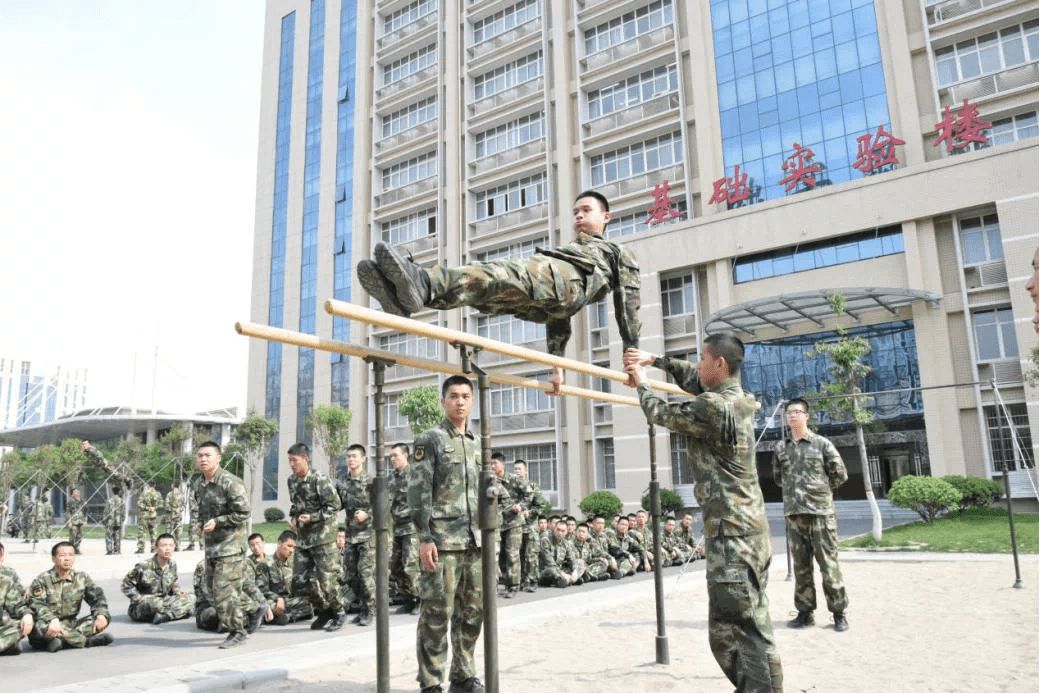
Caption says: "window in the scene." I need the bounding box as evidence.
[381,393,408,430]
[381,96,437,138]
[596,438,616,489]
[986,111,1038,147]
[590,131,683,185]
[973,307,1018,361]
[381,151,437,190]
[733,225,903,282]
[584,0,674,55]
[383,0,437,34]
[473,51,543,100]
[488,381,552,416]
[605,199,688,238]
[378,332,440,360]
[934,21,1039,86]
[381,208,437,245]
[587,63,679,119]
[473,112,544,159]
[477,313,545,344]
[661,273,695,317]
[475,174,546,219]
[958,214,1002,265]
[474,236,545,261]
[670,431,695,485]
[383,44,437,86]
[985,404,1035,472]
[473,0,542,44]
[592,360,613,423]
[495,443,558,496]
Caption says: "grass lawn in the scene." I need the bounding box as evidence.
[46,520,293,540]
[841,507,1039,553]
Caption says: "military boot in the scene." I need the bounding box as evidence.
[374,242,431,314]
[833,613,849,632]
[787,611,815,628]
[85,632,114,648]
[357,259,410,317]
[448,677,484,693]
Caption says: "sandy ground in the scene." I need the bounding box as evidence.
[249,555,1039,693]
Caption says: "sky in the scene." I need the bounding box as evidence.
[0,1,266,415]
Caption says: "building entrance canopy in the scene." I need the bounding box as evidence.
[705,287,941,337]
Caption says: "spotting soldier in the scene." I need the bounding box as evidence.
[388,443,420,615]
[0,540,33,655]
[164,483,185,550]
[660,517,691,566]
[27,541,112,652]
[103,486,125,555]
[247,532,267,570]
[627,509,654,573]
[121,533,195,624]
[336,443,374,627]
[65,489,85,554]
[135,482,163,554]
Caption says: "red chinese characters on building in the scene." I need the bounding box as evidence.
[933,99,991,153]
[852,125,906,174]
[644,180,683,225]
[778,142,822,192]
[708,165,752,206]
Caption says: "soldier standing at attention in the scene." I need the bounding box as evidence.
[774,397,850,632]
[514,460,545,593]
[286,442,345,631]
[409,375,485,694]
[32,488,53,545]
[66,489,85,554]
[186,485,202,551]
[121,533,195,624]
[337,443,375,627]
[193,440,251,649]
[165,483,185,550]
[388,443,421,615]
[491,453,524,599]
[27,541,112,651]
[20,492,33,543]
[0,540,34,655]
[135,482,163,554]
[358,190,641,395]
[626,336,783,693]
[103,487,125,555]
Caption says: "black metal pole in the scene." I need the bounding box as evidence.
[475,368,500,692]
[993,380,1024,589]
[647,423,669,665]
[368,358,392,691]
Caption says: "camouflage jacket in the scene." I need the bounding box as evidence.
[408,418,481,551]
[194,559,264,610]
[1,566,30,625]
[627,525,653,557]
[495,473,525,530]
[165,487,184,517]
[67,497,85,526]
[288,469,342,548]
[536,231,641,356]
[256,554,293,603]
[103,495,124,527]
[773,430,847,516]
[137,486,163,521]
[677,523,697,549]
[540,533,578,572]
[573,538,595,564]
[29,568,110,624]
[389,466,414,537]
[34,496,53,524]
[641,356,768,537]
[336,473,373,544]
[661,527,681,553]
[192,468,250,558]
[514,476,546,532]
[587,529,613,561]
[607,528,639,561]
[121,555,183,602]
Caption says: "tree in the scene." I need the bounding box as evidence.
[305,403,353,476]
[807,292,883,541]
[399,385,442,436]
[578,490,623,519]
[233,411,279,533]
[887,475,961,523]
[28,445,62,491]
[160,424,192,485]
[55,439,88,492]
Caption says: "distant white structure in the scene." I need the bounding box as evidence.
[0,356,88,430]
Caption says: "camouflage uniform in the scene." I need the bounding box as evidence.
[495,471,525,591]
[1,566,30,652]
[20,494,33,542]
[164,487,185,550]
[255,553,314,624]
[516,475,546,588]
[67,496,86,553]
[389,465,420,602]
[192,467,250,635]
[135,485,163,553]
[661,526,692,566]
[587,527,620,578]
[337,471,375,615]
[573,536,610,581]
[627,524,654,571]
[606,527,638,576]
[103,492,124,554]
[32,492,53,544]
[539,532,583,587]
[193,560,266,632]
[186,486,201,550]
[774,430,849,617]
[27,568,111,650]
[288,469,344,615]
[638,355,782,693]
[409,418,483,690]
[425,231,641,357]
[121,555,196,622]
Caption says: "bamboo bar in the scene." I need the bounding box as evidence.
[235,321,640,407]
[323,299,687,398]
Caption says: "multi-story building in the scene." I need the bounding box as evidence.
[248,0,1038,514]
[0,357,88,431]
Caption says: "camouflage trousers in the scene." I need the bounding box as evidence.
[416,547,483,689]
[391,532,420,599]
[28,615,97,649]
[166,516,183,549]
[787,513,848,615]
[31,519,49,543]
[581,557,611,582]
[187,522,202,550]
[539,561,584,588]
[105,525,122,554]
[206,555,245,634]
[294,541,343,613]
[520,528,539,585]
[136,517,159,552]
[0,621,25,651]
[69,523,84,552]
[427,256,586,323]
[196,595,264,631]
[128,593,197,623]
[498,526,523,588]
[613,553,636,576]
[343,538,375,611]
[271,595,314,623]
[705,532,783,693]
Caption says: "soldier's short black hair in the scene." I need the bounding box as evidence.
[337,525,347,534]
[156,532,175,545]
[491,452,506,462]
[616,516,630,526]
[575,190,610,212]
[786,397,810,414]
[51,541,74,557]
[392,442,410,456]
[592,515,605,523]
[248,532,264,544]
[577,522,589,530]
[703,332,745,376]
[513,459,526,468]
[198,440,222,454]
[441,375,474,399]
[348,443,366,457]
[278,529,298,543]
[111,486,122,496]
[287,442,310,458]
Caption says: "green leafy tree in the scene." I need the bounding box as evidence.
[941,475,1003,513]
[578,490,623,519]
[28,444,62,490]
[399,385,442,436]
[55,439,88,492]
[305,403,353,475]
[887,475,961,523]
[641,488,685,517]
[807,292,883,541]
[160,424,192,485]
[0,450,29,533]
[233,411,279,533]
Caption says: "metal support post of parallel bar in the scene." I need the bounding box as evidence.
[647,423,669,665]
[367,357,394,691]
[994,379,1024,589]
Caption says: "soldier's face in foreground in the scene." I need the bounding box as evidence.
[347,449,365,476]
[616,519,629,534]
[196,446,221,478]
[576,526,588,542]
[249,536,265,558]
[572,197,611,237]
[288,454,310,478]
[441,383,474,427]
[53,544,76,572]
[276,538,297,560]
[682,514,692,528]
[156,537,175,561]
[390,447,408,470]
[592,518,604,533]
[513,462,527,479]
[554,522,568,541]
[697,344,728,389]
[664,519,675,532]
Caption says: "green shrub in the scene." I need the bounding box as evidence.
[263,507,286,523]
[887,475,961,523]
[640,488,685,517]
[578,491,623,519]
[941,475,1003,513]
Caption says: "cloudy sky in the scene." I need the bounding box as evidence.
[0,1,265,414]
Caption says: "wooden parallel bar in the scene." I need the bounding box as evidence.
[323,299,687,398]
[235,321,640,407]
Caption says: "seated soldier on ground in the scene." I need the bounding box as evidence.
[628,509,655,573]
[121,533,195,624]
[0,540,34,655]
[28,541,112,652]
[660,517,691,566]
[539,520,584,588]
[193,559,270,634]
[587,515,622,580]
[256,530,314,625]
[247,532,267,570]
[573,523,611,583]
[607,516,637,578]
